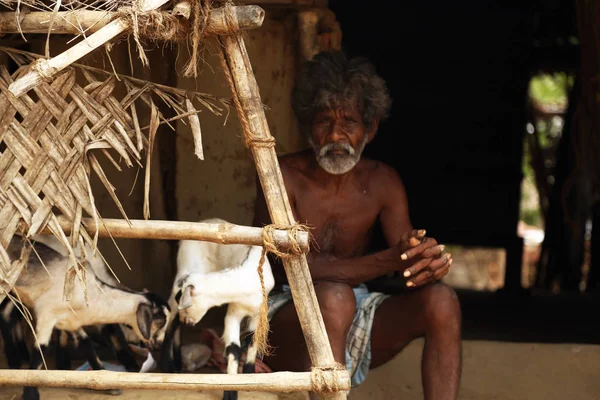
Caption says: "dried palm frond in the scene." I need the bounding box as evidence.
[0,45,231,303]
[0,0,217,76]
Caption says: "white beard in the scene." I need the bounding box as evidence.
[310,135,369,175]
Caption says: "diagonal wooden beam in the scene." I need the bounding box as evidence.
[218,9,349,399]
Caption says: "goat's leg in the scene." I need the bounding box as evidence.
[14,317,30,365]
[78,328,105,370]
[22,316,55,400]
[222,305,246,400]
[77,328,123,396]
[55,330,72,370]
[0,309,22,369]
[241,315,260,374]
[159,315,181,373]
[102,324,139,372]
[0,300,30,368]
[173,319,183,372]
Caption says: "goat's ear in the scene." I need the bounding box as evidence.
[178,285,194,310]
[136,303,153,340]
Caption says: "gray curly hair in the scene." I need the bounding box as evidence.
[291,51,392,135]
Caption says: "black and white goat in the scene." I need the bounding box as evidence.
[161,218,275,400]
[6,234,171,400]
[26,233,145,373]
[1,239,145,375]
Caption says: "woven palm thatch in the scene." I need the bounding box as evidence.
[0,46,229,303]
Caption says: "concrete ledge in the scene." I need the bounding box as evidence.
[349,339,600,400]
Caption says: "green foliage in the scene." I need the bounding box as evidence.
[528,72,574,107]
[520,203,542,227]
[519,72,574,229]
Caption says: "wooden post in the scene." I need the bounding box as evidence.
[23,216,309,251]
[219,22,348,400]
[0,370,350,393]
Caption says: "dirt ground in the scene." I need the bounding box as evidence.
[1,339,599,400]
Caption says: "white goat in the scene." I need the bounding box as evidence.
[161,218,274,400]
[6,234,171,400]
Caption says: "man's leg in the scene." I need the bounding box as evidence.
[264,281,356,373]
[370,282,462,400]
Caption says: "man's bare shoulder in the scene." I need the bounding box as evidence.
[360,158,403,183]
[278,150,313,177]
[359,158,406,195]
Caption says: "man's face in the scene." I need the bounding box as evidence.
[309,105,369,175]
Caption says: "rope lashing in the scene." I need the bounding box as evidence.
[310,363,348,393]
[253,223,310,358]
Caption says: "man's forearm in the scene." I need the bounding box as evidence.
[307,248,403,285]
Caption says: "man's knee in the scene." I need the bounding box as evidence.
[421,283,461,332]
[315,282,356,334]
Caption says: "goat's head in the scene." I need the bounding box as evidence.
[134,292,171,350]
[174,275,210,327]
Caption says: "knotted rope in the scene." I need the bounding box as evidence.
[114,9,189,43]
[115,0,213,76]
[261,224,307,259]
[252,223,309,358]
[31,59,55,82]
[310,363,348,393]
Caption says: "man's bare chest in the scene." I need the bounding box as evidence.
[293,189,380,256]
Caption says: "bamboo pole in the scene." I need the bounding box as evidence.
[219,20,348,400]
[0,6,264,36]
[19,216,309,251]
[0,370,350,393]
